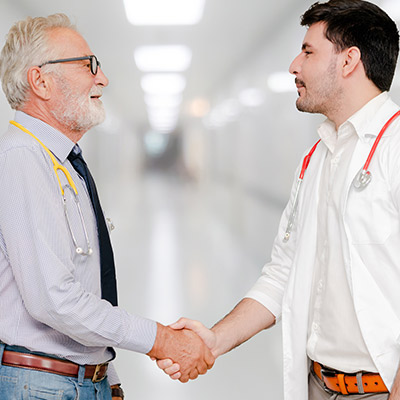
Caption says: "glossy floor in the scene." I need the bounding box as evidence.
[106,170,284,399]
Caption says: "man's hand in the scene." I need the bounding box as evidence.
[147,322,215,383]
[154,299,276,381]
[171,318,218,354]
[155,318,217,380]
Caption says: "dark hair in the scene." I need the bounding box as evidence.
[301,0,399,92]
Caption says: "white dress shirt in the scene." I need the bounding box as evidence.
[0,111,157,384]
[306,95,390,373]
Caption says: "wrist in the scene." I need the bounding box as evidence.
[210,326,229,358]
[111,384,124,399]
[147,322,168,359]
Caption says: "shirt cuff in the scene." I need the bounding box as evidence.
[119,315,157,354]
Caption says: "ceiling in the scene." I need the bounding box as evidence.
[4,0,397,135]
[4,0,310,133]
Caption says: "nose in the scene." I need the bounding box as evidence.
[289,53,301,75]
[95,67,109,87]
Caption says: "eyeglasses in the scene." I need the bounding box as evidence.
[38,55,101,75]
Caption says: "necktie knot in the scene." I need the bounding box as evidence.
[68,149,86,166]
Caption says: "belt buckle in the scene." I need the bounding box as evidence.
[92,363,106,383]
[320,368,337,393]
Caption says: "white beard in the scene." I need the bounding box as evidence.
[51,79,105,132]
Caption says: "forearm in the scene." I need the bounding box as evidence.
[211,298,276,358]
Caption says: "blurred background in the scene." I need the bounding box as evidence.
[1,0,400,398]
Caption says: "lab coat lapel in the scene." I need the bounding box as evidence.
[342,138,372,209]
[342,99,400,209]
[283,142,326,400]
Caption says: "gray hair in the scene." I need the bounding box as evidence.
[0,14,76,110]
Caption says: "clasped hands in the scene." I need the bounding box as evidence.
[147,318,217,383]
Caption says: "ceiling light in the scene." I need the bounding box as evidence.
[123,0,205,25]
[148,114,179,125]
[147,105,181,114]
[147,111,180,124]
[141,73,186,95]
[148,109,179,122]
[144,94,183,108]
[149,119,178,132]
[134,46,192,72]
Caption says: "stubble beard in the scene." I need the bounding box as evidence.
[295,58,341,117]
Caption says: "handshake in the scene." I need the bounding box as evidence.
[147,318,218,383]
[147,298,274,382]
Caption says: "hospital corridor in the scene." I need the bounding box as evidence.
[1,0,400,398]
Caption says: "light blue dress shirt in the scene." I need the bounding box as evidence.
[0,111,157,385]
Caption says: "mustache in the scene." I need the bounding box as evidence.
[89,87,103,97]
[295,78,305,87]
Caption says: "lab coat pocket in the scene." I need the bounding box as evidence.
[346,179,393,244]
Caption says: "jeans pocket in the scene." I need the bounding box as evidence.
[27,372,77,400]
[0,374,18,399]
[28,387,64,400]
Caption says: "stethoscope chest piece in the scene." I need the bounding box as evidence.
[352,168,371,190]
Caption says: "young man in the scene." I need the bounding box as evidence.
[158,1,400,399]
[0,14,213,399]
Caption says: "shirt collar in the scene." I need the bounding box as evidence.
[317,92,392,153]
[13,111,75,163]
[346,91,389,140]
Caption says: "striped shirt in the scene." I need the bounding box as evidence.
[0,111,157,384]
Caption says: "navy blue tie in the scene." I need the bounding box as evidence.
[68,149,118,306]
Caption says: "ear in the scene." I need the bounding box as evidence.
[26,66,52,101]
[341,46,362,78]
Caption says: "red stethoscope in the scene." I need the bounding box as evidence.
[283,109,400,242]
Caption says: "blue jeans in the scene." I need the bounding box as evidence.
[0,344,112,400]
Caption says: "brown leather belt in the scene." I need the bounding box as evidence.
[2,350,108,382]
[313,361,388,395]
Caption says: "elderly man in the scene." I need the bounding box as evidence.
[0,14,213,400]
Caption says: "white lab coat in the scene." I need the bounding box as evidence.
[247,94,400,400]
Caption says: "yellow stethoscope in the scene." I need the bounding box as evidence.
[10,120,93,256]
[283,110,400,242]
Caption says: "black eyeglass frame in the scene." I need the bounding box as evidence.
[38,55,101,75]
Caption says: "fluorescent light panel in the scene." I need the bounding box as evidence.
[141,73,186,95]
[149,112,179,123]
[123,0,205,25]
[135,46,192,72]
[148,114,179,124]
[147,107,180,117]
[144,94,182,108]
